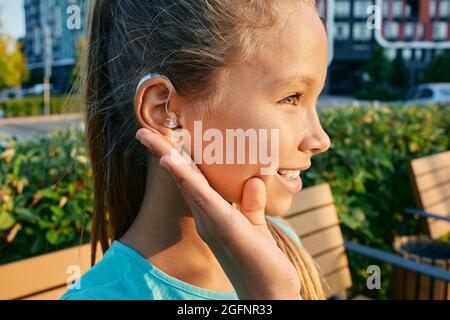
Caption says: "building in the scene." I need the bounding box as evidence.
[23,0,87,92]
[319,0,450,95]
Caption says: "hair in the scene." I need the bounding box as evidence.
[83,0,325,300]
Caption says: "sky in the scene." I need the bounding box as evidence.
[0,0,25,39]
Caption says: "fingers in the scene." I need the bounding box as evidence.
[136,128,175,159]
[159,151,233,224]
[240,177,267,226]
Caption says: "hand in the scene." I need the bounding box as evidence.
[135,127,301,299]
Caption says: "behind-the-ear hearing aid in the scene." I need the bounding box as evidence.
[136,73,180,129]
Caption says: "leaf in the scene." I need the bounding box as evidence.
[50,205,65,217]
[0,211,16,230]
[45,229,60,245]
[15,208,37,222]
[39,189,60,200]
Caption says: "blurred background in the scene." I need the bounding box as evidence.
[0,0,448,300]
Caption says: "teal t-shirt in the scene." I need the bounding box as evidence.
[60,215,302,300]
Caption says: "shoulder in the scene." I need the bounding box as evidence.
[265,215,302,246]
[59,241,151,300]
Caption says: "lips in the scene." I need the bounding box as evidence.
[276,169,303,194]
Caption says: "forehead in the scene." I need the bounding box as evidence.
[237,1,328,90]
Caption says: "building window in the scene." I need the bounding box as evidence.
[416,23,424,40]
[335,22,350,40]
[432,22,448,40]
[354,0,372,18]
[335,0,351,17]
[384,21,399,39]
[386,49,397,60]
[353,22,372,41]
[402,49,412,61]
[440,1,449,18]
[404,22,415,39]
[393,0,404,17]
[33,27,41,55]
[415,49,423,61]
[430,0,437,17]
[54,6,62,38]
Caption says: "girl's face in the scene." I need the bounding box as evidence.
[180,2,330,216]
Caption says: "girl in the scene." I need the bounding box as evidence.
[61,0,330,300]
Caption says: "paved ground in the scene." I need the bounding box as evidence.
[0,113,84,142]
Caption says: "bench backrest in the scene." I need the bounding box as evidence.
[282,183,352,298]
[0,242,102,300]
[408,150,450,239]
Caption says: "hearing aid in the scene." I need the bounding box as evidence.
[136,73,180,129]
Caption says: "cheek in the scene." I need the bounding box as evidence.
[198,163,259,203]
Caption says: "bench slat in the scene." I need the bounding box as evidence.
[0,243,102,300]
[414,165,450,192]
[410,151,450,176]
[301,225,344,257]
[322,267,353,298]
[285,204,339,238]
[419,181,450,208]
[286,183,334,216]
[315,245,349,276]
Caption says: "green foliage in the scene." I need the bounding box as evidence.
[355,45,400,101]
[0,29,29,90]
[302,104,450,299]
[389,54,409,93]
[0,95,83,118]
[0,128,93,264]
[424,52,450,83]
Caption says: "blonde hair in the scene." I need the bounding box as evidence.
[84,0,325,300]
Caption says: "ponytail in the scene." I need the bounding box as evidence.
[267,219,326,300]
[85,0,147,266]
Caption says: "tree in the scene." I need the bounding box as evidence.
[389,54,408,90]
[0,24,29,97]
[424,52,450,83]
[363,45,390,86]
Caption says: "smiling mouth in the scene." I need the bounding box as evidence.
[276,163,310,180]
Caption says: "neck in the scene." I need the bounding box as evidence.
[120,159,234,291]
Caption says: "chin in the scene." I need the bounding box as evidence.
[264,195,293,217]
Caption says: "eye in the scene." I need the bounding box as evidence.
[279,92,304,106]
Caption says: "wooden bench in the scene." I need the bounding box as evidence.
[284,183,450,299]
[1,183,449,300]
[282,183,352,298]
[407,150,450,239]
[0,242,102,300]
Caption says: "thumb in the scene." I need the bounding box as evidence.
[240,177,267,226]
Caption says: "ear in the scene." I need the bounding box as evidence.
[134,77,181,137]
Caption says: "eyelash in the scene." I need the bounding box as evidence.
[279,92,303,106]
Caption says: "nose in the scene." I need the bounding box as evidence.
[298,110,331,156]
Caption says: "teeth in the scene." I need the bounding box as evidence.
[278,169,301,180]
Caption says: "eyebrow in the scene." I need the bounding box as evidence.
[264,75,315,91]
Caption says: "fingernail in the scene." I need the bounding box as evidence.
[135,131,144,141]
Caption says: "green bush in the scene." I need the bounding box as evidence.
[0,95,82,118]
[302,104,450,299]
[0,128,92,264]
[0,104,448,299]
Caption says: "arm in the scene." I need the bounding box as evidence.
[403,208,450,223]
